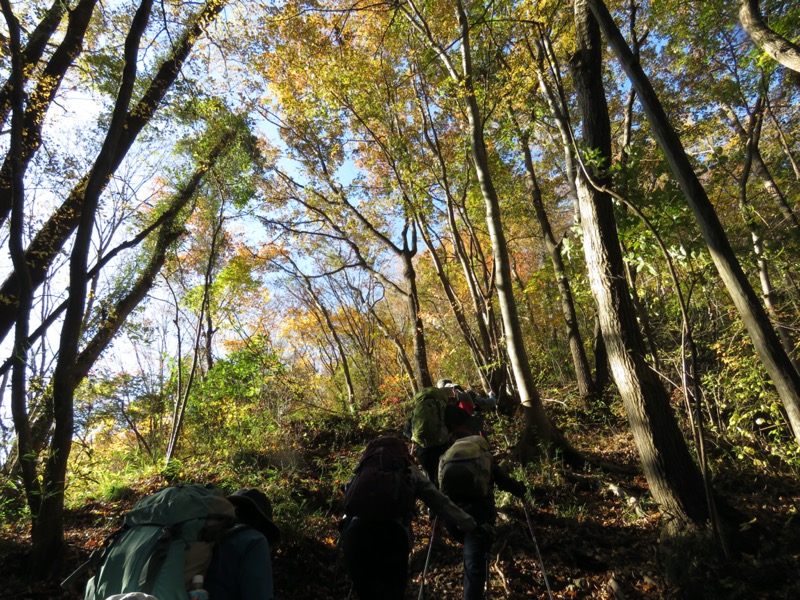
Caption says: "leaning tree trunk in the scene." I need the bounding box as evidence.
[739,0,800,75]
[39,0,156,577]
[572,0,713,544]
[0,0,98,227]
[586,0,800,445]
[0,0,69,130]
[737,119,800,375]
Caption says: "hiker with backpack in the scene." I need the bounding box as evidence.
[438,435,527,600]
[409,385,454,486]
[340,435,484,600]
[74,484,280,600]
[206,488,282,600]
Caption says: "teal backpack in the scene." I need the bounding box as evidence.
[80,484,236,600]
[410,386,451,448]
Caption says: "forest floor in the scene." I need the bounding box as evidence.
[1,401,799,599]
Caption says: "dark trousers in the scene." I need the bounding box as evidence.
[462,527,491,599]
[341,518,410,600]
[446,500,495,600]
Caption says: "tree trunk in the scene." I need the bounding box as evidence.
[416,214,491,388]
[293,264,356,413]
[0,0,228,346]
[412,88,506,393]
[572,0,712,537]
[0,0,68,125]
[447,198,508,396]
[402,247,433,389]
[0,0,99,226]
[38,0,156,576]
[764,99,800,182]
[586,0,800,445]
[450,0,580,464]
[723,100,800,241]
[3,0,41,531]
[739,0,800,75]
[737,116,800,374]
[518,131,596,404]
[593,315,610,395]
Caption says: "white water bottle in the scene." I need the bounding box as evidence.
[187,574,209,600]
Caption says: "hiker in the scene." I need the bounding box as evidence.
[408,385,454,485]
[340,435,483,600]
[205,488,282,600]
[439,435,527,600]
[77,485,279,600]
[437,379,495,439]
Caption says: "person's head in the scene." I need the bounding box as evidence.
[227,489,281,545]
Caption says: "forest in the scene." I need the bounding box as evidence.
[1,0,799,598]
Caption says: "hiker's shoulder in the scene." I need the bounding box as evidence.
[218,524,270,550]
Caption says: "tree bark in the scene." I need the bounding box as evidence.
[739,0,800,75]
[586,0,800,445]
[572,0,711,534]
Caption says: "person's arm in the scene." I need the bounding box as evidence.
[491,462,526,498]
[473,391,496,410]
[410,465,477,532]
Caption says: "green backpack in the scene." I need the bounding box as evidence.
[82,484,236,600]
[410,386,451,448]
[439,435,493,500]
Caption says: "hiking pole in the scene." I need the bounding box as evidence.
[522,502,554,600]
[484,554,491,599]
[417,515,438,600]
